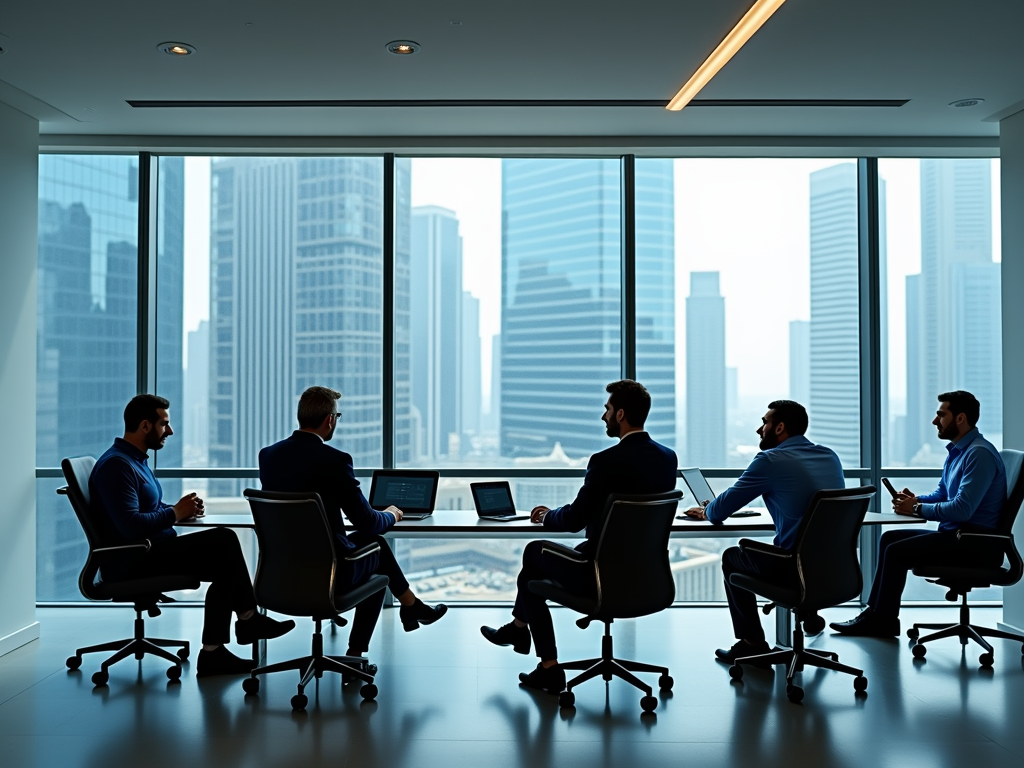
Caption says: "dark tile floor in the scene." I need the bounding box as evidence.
[2,605,1024,768]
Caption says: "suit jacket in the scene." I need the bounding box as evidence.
[258,431,394,556]
[543,431,678,556]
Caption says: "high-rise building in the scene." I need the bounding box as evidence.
[685,272,726,467]
[461,291,482,440]
[500,159,675,459]
[183,320,210,465]
[789,319,810,405]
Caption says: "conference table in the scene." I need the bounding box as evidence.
[179,508,920,649]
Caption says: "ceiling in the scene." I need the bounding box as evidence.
[0,0,1022,144]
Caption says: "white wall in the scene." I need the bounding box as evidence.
[0,99,39,656]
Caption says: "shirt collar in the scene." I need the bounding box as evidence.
[947,427,981,455]
[618,430,648,442]
[766,434,811,452]
[293,430,324,443]
[113,437,149,462]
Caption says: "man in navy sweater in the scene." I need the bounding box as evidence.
[481,380,678,695]
[90,395,295,677]
[259,387,446,666]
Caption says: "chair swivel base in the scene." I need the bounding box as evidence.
[556,622,672,713]
[65,608,188,686]
[908,595,1024,667]
[730,618,867,703]
[241,619,377,710]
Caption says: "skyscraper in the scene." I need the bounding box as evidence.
[183,320,210,465]
[789,319,810,405]
[685,272,726,467]
[461,291,482,440]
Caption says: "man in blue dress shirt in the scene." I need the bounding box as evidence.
[683,400,844,663]
[832,391,1006,637]
[90,395,295,676]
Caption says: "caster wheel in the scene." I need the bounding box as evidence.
[291,693,308,711]
[177,648,190,662]
[558,690,575,708]
[803,615,826,635]
[91,670,109,687]
[242,677,260,695]
[786,685,804,703]
[912,644,927,659]
[359,683,378,701]
[853,676,868,692]
[66,656,82,671]
[658,674,674,691]
[1020,644,1024,656]
[907,627,920,640]
[640,695,658,713]
[729,665,744,681]
[979,652,994,668]
[166,665,182,682]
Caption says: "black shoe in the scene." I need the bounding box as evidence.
[715,639,773,666]
[518,663,566,695]
[196,646,255,678]
[341,655,378,684]
[399,599,448,632]
[235,612,296,645]
[829,611,900,638]
[480,622,532,655]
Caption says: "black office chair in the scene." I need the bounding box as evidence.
[728,486,875,703]
[240,489,388,710]
[528,490,682,714]
[59,456,197,686]
[908,449,1024,667]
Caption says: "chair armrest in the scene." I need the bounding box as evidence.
[540,542,588,563]
[738,538,792,559]
[344,542,381,561]
[57,486,69,496]
[94,541,152,554]
[957,531,1010,541]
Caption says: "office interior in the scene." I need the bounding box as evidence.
[3,2,1024,766]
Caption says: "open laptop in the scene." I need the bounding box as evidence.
[678,467,761,518]
[368,470,440,520]
[471,481,531,522]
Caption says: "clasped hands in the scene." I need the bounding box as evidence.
[173,492,205,521]
[891,488,920,516]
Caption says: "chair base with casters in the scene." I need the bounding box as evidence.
[555,617,672,713]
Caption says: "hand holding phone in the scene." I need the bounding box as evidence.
[881,477,898,499]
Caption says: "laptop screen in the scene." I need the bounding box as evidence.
[471,482,516,516]
[679,468,716,505]
[369,472,438,514]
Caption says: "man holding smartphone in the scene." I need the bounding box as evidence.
[831,391,1007,637]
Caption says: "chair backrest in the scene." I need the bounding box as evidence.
[60,456,105,599]
[997,449,1024,535]
[793,486,875,610]
[591,490,682,619]
[245,489,338,618]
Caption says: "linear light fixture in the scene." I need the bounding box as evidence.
[666,0,788,111]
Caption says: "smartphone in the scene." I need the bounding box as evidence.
[881,477,898,499]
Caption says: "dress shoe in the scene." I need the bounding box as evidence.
[715,639,773,666]
[196,646,255,678]
[235,613,296,645]
[399,599,448,631]
[342,656,378,684]
[829,611,900,638]
[518,663,566,695]
[480,621,532,655]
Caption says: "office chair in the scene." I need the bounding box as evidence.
[240,489,388,710]
[59,456,197,686]
[528,490,682,714]
[908,449,1024,667]
[728,487,875,703]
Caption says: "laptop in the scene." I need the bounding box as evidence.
[368,470,440,520]
[471,481,531,522]
[678,468,761,518]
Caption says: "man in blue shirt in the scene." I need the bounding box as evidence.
[91,395,295,676]
[831,391,1006,637]
[683,400,844,663]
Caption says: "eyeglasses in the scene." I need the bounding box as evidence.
[331,412,342,419]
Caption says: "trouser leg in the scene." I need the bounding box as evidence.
[339,534,410,653]
[865,529,934,612]
[721,546,797,644]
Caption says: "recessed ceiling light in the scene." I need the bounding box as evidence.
[158,42,196,56]
[450,21,462,26]
[386,40,420,55]
[948,98,984,109]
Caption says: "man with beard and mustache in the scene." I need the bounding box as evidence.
[683,400,843,663]
[831,390,1006,638]
[480,380,677,695]
[89,395,295,676]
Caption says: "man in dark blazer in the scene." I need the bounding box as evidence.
[259,386,447,665]
[481,380,678,694]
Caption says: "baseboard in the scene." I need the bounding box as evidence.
[0,622,40,657]
[998,621,1024,635]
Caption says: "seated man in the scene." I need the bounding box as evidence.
[90,395,295,677]
[259,386,447,667]
[480,380,678,694]
[832,391,1006,637]
[683,400,844,663]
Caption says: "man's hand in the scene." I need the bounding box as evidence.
[173,492,203,521]
[530,506,549,524]
[893,490,919,516]
[683,506,707,520]
[385,505,404,523]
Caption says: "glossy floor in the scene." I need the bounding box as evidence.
[3,606,1024,768]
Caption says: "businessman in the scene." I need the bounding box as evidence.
[480,380,678,695]
[259,386,447,668]
[90,395,295,677]
[831,391,1006,637]
[683,400,844,664]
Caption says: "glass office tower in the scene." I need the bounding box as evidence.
[685,272,726,467]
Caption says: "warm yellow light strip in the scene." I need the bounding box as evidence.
[666,0,788,111]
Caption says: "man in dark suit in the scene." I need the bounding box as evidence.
[259,386,447,666]
[480,380,678,694]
